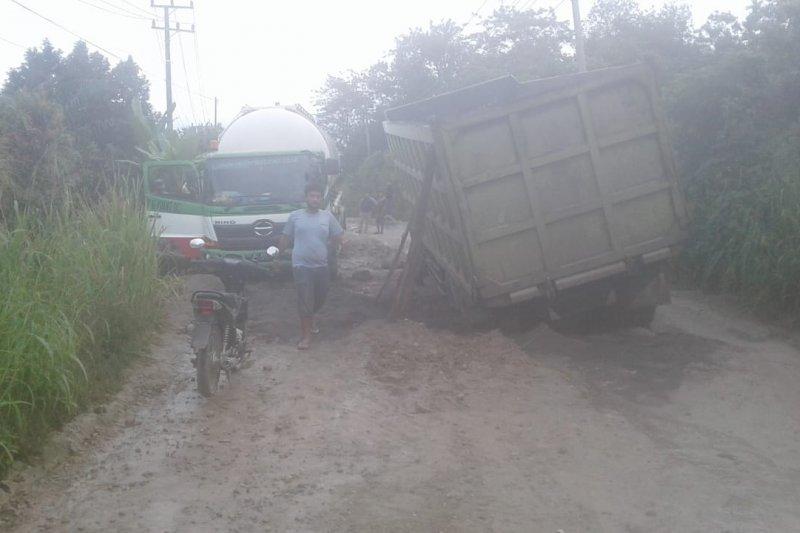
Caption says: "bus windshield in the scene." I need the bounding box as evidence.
[205,154,320,207]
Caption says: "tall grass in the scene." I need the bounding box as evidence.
[682,141,800,316]
[0,186,166,476]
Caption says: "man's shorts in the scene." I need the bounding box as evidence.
[293,266,330,318]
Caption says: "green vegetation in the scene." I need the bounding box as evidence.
[318,0,800,316]
[0,41,177,477]
[0,188,166,476]
[682,138,800,314]
[339,152,406,216]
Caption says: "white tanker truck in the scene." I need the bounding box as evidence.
[143,105,344,264]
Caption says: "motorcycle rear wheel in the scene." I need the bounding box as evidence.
[196,323,223,397]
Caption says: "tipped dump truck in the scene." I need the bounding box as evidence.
[383,63,687,322]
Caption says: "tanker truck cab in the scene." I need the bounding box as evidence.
[144,106,343,264]
[144,159,214,260]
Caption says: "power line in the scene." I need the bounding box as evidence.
[153,21,164,64]
[177,32,197,124]
[0,34,25,48]
[115,0,154,17]
[74,0,150,20]
[99,0,152,18]
[465,0,490,26]
[78,0,149,20]
[191,6,208,123]
[10,0,124,58]
[12,0,213,128]
[11,0,214,105]
[151,1,197,130]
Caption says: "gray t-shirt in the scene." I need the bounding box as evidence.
[283,209,344,268]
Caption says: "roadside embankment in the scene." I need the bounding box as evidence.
[0,192,166,477]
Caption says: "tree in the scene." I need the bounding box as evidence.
[585,0,700,74]
[0,91,79,216]
[3,39,63,95]
[473,6,573,80]
[316,70,380,165]
[698,11,744,52]
[317,19,482,170]
[3,41,152,168]
[390,20,475,102]
[1,40,154,205]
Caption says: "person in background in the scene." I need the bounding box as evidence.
[358,193,377,234]
[280,181,344,350]
[374,192,387,235]
[384,184,395,220]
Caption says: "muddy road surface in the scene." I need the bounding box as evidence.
[2,225,800,532]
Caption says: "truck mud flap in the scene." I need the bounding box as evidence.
[191,322,213,351]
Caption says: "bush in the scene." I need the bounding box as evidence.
[0,91,80,218]
[343,152,409,219]
[0,187,166,476]
[682,135,800,315]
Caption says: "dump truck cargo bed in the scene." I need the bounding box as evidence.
[384,63,687,310]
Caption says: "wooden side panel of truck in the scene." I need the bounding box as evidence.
[384,63,687,309]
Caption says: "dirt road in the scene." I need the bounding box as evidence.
[2,226,800,532]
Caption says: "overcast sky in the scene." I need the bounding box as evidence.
[0,0,750,127]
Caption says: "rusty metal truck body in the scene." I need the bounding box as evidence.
[383,63,687,316]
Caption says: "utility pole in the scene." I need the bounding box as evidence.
[214,96,218,127]
[571,0,587,72]
[151,1,195,131]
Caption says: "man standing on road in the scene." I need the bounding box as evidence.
[280,181,344,350]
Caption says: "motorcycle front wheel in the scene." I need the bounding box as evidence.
[196,323,223,397]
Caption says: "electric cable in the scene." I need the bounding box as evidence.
[177,32,197,124]
[0,34,25,48]
[465,0,490,26]
[10,0,215,103]
[99,0,151,18]
[10,0,124,58]
[191,6,208,123]
[74,0,149,20]
[116,0,154,17]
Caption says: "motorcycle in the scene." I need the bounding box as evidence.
[187,238,279,397]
